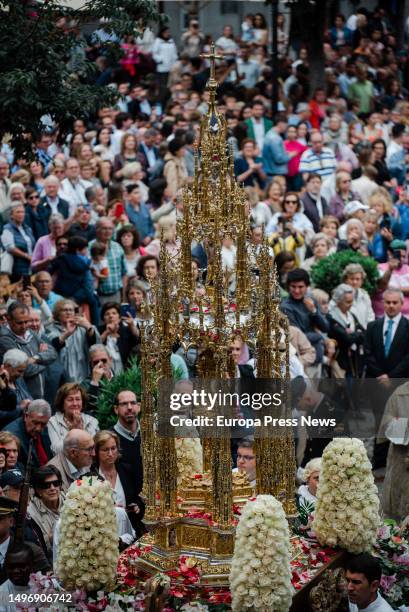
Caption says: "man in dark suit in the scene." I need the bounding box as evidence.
[138,128,159,180]
[3,400,53,469]
[364,288,409,467]
[300,174,329,233]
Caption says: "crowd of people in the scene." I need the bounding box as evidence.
[0,4,408,609]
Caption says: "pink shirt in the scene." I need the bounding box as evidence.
[284,140,308,177]
[31,235,56,269]
[372,263,409,317]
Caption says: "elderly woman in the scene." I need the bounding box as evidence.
[146,215,180,260]
[47,383,99,454]
[28,465,65,561]
[297,457,322,508]
[329,171,360,222]
[45,299,99,382]
[328,283,365,378]
[0,349,31,426]
[303,233,332,273]
[1,203,35,282]
[337,219,368,255]
[341,263,375,329]
[31,214,65,272]
[99,302,139,374]
[93,430,144,535]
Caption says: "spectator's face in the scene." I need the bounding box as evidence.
[35,273,52,298]
[36,475,62,506]
[24,411,50,436]
[28,310,41,333]
[97,436,119,467]
[3,443,18,469]
[346,571,377,608]
[223,26,233,38]
[252,104,264,119]
[338,292,354,313]
[9,309,30,337]
[66,160,80,180]
[4,362,27,382]
[11,206,25,224]
[0,309,7,326]
[236,445,256,482]
[0,516,13,542]
[286,126,297,141]
[45,180,59,198]
[56,237,68,254]
[322,222,338,239]
[143,259,159,280]
[242,142,255,157]
[128,287,145,307]
[307,176,321,194]
[103,307,120,326]
[313,239,328,259]
[283,194,298,215]
[288,281,308,300]
[345,272,363,289]
[90,349,111,378]
[383,292,403,318]
[96,221,114,242]
[307,470,320,495]
[0,161,9,179]
[129,188,141,204]
[310,135,324,154]
[74,120,86,134]
[70,434,95,468]
[114,391,141,427]
[250,228,263,245]
[230,338,243,364]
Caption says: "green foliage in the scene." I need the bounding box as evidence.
[96,357,185,430]
[0,0,163,157]
[310,250,380,296]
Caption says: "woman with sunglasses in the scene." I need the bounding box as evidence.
[265,192,314,261]
[24,187,43,241]
[28,465,64,561]
[47,383,99,454]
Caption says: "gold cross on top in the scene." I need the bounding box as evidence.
[201,43,223,80]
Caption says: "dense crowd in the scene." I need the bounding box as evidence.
[0,5,408,608]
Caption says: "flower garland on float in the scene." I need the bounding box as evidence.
[313,438,380,553]
[175,438,203,486]
[229,495,293,612]
[56,476,119,592]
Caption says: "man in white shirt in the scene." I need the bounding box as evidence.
[236,46,260,89]
[59,158,92,216]
[346,553,393,611]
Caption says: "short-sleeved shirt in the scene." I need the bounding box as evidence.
[89,239,126,295]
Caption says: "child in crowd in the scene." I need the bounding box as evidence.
[90,241,109,290]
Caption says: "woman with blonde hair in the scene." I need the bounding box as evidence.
[329,171,360,222]
[146,215,180,259]
[0,431,21,471]
[368,187,402,262]
[262,179,284,213]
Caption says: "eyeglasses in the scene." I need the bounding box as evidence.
[77,445,95,453]
[117,400,138,407]
[27,194,40,200]
[284,199,298,204]
[237,453,255,462]
[37,480,62,490]
[61,308,75,313]
[91,359,108,366]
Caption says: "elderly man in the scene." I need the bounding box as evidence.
[81,344,114,416]
[0,349,32,426]
[47,429,95,493]
[3,399,53,468]
[59,158,92,215]
[37,175,70,237]
[0,303,57,400]
[33,272,63,312]
[90,218,127,304]
[299,132,337,181]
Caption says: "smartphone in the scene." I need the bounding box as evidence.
[74,306,80,315]
[114,202,125,219]
[22,274,31,290]
[120,303,136,318]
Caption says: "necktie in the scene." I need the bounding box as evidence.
[384,319,394,357]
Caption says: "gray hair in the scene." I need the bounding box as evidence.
[311,232,331,250]
[2,349,29,368]
[48,213,64,229]
[89,344,109,359]
[26,399,51,417]
[342,263,366,281]
[96,216,113,230]
[332,283,354,305]
[383,288,404,303]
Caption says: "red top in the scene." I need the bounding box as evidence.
[284,140,308,176]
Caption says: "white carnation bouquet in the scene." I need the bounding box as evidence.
[56,476,119,592]
[175,437,203,486]
[313,438,380,553]
[230,495,293,611]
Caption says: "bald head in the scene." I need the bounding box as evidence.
[63,429,95,469]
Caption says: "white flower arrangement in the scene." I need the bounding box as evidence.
[230,495,293,612]
[56,476,119,592]
[313,438,380,553]
[175,437,203,485]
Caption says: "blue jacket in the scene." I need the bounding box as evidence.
[50,253,94,298]
[262,130,290,176]
[125,202,155,240]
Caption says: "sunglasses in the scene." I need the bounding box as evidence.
[285,199,298,204]
[27,194,40,200]
[92,359,108,366]
[37,480,62,489]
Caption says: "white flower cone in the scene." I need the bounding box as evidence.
[230,495,293,612]
[175,437,203,485]
[313,438,380,553]
[56,477,119,591]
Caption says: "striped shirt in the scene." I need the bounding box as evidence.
[89,239,127,295]
[299,147,336,178]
